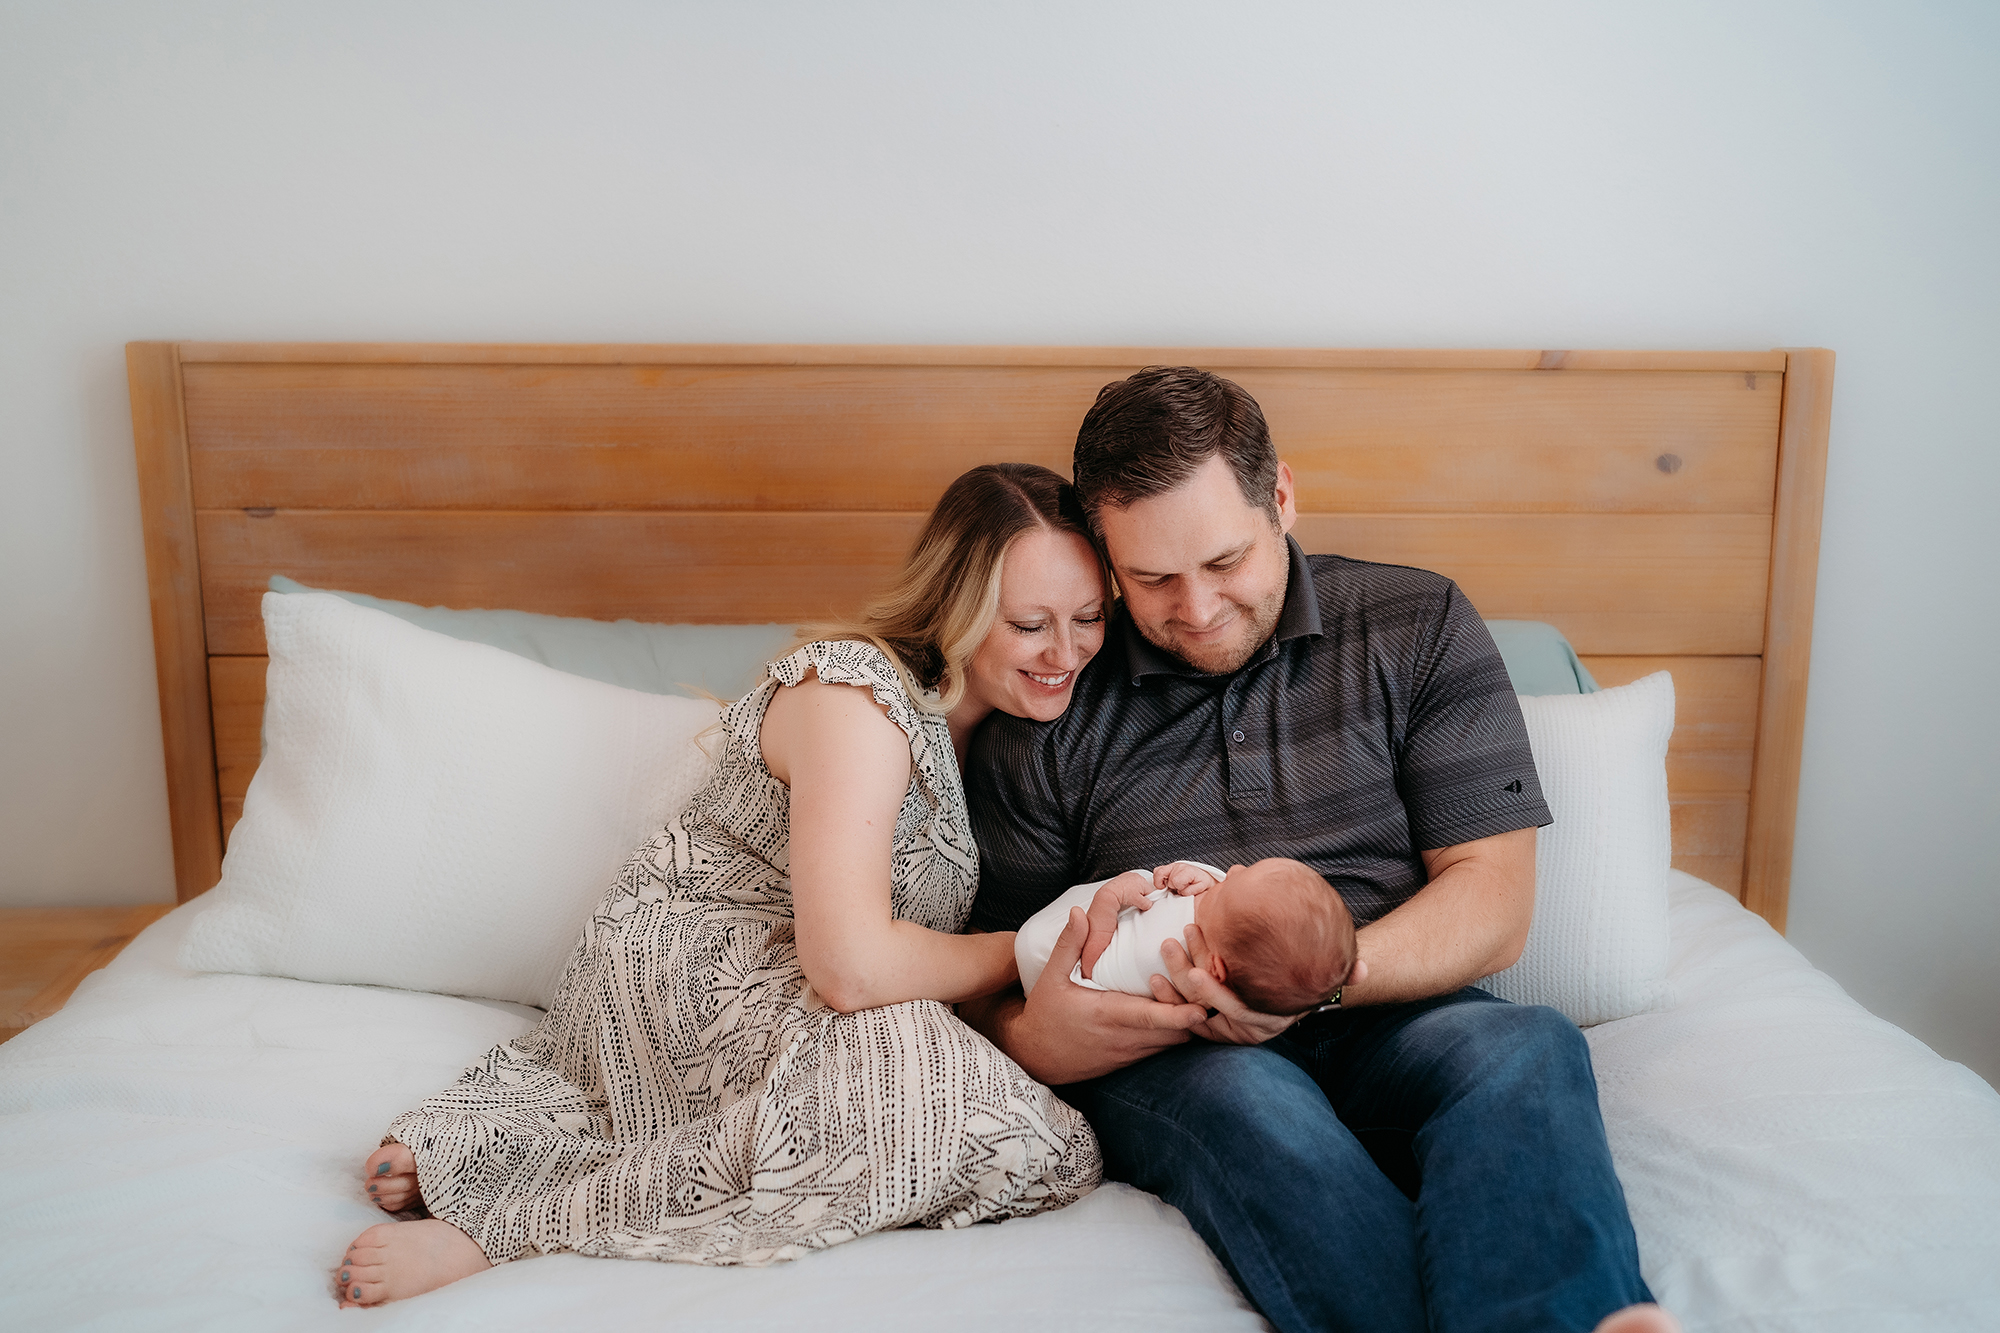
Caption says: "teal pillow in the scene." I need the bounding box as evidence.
[268,578,1594,700]
[1485,619,1599,696]
[267,576,797,701]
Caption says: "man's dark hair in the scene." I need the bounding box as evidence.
[1072,366,1279,530]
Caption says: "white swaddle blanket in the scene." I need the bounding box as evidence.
[1013,863,1229,996]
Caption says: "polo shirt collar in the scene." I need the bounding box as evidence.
[1120,534,1323,682]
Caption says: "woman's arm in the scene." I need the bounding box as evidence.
[762,671,1019,1013]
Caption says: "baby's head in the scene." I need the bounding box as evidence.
[1196,859,1356,1015]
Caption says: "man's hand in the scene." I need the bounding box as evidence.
[1152,928,1302,1046]
[964,905,1208,1085]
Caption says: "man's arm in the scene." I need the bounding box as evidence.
[1341,579,1545,1005]
[1339,825,1534,1005]
[1152,825,1534,1040]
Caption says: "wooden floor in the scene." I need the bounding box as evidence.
[0,905,176,1043]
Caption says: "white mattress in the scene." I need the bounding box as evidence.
[2,872,1996,1331]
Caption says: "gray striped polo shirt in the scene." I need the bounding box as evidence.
[965,537,1551,934]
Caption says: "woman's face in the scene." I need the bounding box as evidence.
[964,527,1108,722]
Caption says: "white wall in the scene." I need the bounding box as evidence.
[4,2,1994,1082]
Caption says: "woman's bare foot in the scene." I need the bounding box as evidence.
[335,1219,490,1306]
[363,1142,422,1213]
[1595,1306,1683,1333]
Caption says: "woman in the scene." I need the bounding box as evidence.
[335,463,1110,1305]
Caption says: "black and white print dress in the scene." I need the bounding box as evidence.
[385,640,1101,1266]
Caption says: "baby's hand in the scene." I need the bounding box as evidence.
[1080,871,1158,980]
[1155,862,1220,895]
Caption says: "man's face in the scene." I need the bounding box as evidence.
[1095,454,1297,674]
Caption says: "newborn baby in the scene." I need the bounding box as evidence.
[1014,857,1357,1015]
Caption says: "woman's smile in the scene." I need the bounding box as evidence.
[959,525,1107,727]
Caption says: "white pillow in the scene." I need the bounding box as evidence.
[181,592,721,1007]
[1477,671,1675,1026]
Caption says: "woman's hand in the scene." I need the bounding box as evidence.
[962,906,1208,1085]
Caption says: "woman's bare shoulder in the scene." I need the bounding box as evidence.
[760,665,907,787]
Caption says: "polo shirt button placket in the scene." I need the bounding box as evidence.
[1222,679,1270,804]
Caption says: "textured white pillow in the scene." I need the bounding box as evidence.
[181,592,721,1007]
[1477,671,1676,1026]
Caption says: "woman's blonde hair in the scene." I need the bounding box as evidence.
[801,463,1102,714]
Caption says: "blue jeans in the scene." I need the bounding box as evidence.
[1060,988,1650,1333]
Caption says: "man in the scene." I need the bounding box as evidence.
[959,367,1661,1333]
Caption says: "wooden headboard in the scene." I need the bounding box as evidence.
[127,343,1833,930]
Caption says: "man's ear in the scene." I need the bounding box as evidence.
[1273,460,1298,536]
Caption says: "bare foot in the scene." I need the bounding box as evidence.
[1595,1306,1683,1333]
[363,1142,422,1213]
[335,1219,490,1306]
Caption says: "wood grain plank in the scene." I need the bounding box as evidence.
[193,510,1770,656]
[184,363,1780,514]
[177,343,1791,371]
[210,656,265,803]
[1275,368,1778,514]
[1742,349,1834,931]
[1670,795,1749,897]
[185,363,1084,512]
[1580,656,1761,793]
[128,343,223,902]
[212,655,263,846]
[1292,513,1771,655]
[196,511,919,654]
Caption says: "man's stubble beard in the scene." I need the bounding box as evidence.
[1136,581,1288,675]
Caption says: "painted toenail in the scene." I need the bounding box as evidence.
[375,1162,391,1175]
[340,1269,350,1282]
[352,1286,361,1299]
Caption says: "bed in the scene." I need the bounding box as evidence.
[2,343,1996,1330]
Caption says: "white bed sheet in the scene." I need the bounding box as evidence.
[2,872,1996,1331]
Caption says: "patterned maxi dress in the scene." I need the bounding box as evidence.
[385,641,1101,1266]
